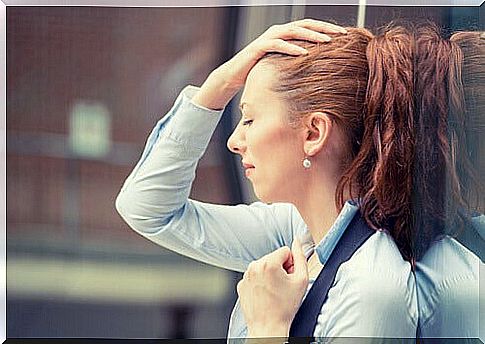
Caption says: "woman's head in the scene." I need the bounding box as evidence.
[226,62,309,202]
[228,23,482,262]
[227,28,376,203]
[262,27,373,158]
[229,26,417,258]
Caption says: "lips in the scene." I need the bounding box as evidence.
[242,162,255,169]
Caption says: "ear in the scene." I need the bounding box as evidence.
[302,112,333,156]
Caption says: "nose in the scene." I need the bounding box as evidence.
[227,122,245,155]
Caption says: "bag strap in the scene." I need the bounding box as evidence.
[289,210,375,339]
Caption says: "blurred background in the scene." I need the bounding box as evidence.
[6,4,483,339]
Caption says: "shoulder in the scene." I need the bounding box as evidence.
[340,230,413,282]
[340,230,415,302]
[415,236,481,337]
[316,231,417,338]
[417,235,480,276]
[341,231,416,325]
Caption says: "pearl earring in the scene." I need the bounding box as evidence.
[303,156,311,169]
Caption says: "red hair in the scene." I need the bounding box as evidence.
[261,26,417,261]
[412,27,484,259]
[260,25,483,262]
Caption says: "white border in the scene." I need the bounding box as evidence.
[1,0,484,6]
[1,1,483,342]
[1,0,5,341]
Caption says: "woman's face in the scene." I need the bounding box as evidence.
[227,62,306,203]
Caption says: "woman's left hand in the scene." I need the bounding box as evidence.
[237,238,309,338]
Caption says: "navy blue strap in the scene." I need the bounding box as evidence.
[289,211,375,339]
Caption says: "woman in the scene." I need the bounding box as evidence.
[236,27,485,339]
[115,19,417,339]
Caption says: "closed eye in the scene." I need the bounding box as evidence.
[242,119,253,126]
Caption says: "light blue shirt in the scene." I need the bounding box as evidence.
[415,236,482,339]
[115,85,482,340]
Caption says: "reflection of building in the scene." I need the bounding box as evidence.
[7,6,240,338]
[6,4,481,339]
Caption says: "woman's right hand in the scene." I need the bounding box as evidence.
[192,19,347,110]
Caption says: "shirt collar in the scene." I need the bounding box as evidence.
[314,200,359,265]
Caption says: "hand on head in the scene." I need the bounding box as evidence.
[192,19,347,111]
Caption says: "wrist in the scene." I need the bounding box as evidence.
[192,68,241,111]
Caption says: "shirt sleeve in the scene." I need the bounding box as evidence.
[115,85,309,273]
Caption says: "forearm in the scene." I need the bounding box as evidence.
[114,85,296,271]
[116,85,224,225]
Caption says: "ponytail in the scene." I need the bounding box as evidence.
[450,31,485,213]
[338,25,484,262]
[336,27,416,261]
[261,25,482,263]
[412,26,484,260]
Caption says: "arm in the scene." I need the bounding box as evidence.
[116,19,344,272]
[115,86,305,272]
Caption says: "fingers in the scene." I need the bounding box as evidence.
[218,18,347,93]
[209,18,347,96]
[258,19,348,57]
[291,238,309,280]
[293,18,347,34]
[236,278,244,296]
[243,260,257,280]
[267,24,331,43]
[259,39,308,56]
[290,26,331,42]
[243,246,292,280]
[282,252,295,274]
[269,246,293,265]
[242,243,307,288]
